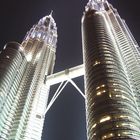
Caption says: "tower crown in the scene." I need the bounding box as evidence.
[24,12,57,47]
[85,0,109,11]
[38,12,56,29]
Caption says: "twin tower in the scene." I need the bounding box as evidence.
[1,0,140,140]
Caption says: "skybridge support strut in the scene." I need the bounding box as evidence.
[44,64,85,115]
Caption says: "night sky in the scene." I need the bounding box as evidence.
[0,0,140,140]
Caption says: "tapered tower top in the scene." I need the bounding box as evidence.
[85,0,109,11]
[38,11,56,29]
[23,12,57,47]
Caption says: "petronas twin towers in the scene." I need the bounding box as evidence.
[1,0,140,140]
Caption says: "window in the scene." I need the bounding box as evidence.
[102,133,114,140]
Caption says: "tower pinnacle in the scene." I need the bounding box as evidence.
[23,13,57,47]
[50,10,53,17]
[85,0,108,11]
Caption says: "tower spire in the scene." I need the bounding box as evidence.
[50,10,53,17]
[23,12,57,47]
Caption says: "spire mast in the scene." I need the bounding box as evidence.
[49,10,53,17]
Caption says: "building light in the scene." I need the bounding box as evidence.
[96,84,106,90]
[96,86,100,90]
[101,84,105,87]
[97,91,101,96]
[120,115,127,118]
[6,55,10,58]
[93,61,100,66]
[118,134,121,136]
[115,94,127,99]
[3,45,6,50]
[103,90,106,93]
[113,83,118,86]
[97,90,106,96]
[115,94,121,97]
[103,135,107,139]
[91,123,97,129]
[100,116,111,123]
[121,123,127,126]
[109,93,112,98]
[26,53,32,62]
[102,133,114,140]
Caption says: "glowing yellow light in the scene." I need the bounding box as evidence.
[120,115,127,118]
[96,86,100,90]
[97,91,101,96]
[101,84,105,87]
[121,123,127,126]
[118,134,121,136]
[96,84,105,90]
[102,133,114,139]
[100,116,111,123]
[91,123,97,129]
[93,61,100,66]
[115,95,120,97]
[97,90,106,96]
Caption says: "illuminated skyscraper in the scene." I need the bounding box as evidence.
[82,0,140,139]
[0,14,57,140]
[1,0,140,140]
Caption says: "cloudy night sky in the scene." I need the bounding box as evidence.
[0,0,140,140]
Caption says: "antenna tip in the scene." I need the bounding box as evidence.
[50,10,53,16]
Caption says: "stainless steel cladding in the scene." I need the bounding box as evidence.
[82,1,140,139]
[0,14,57,140]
